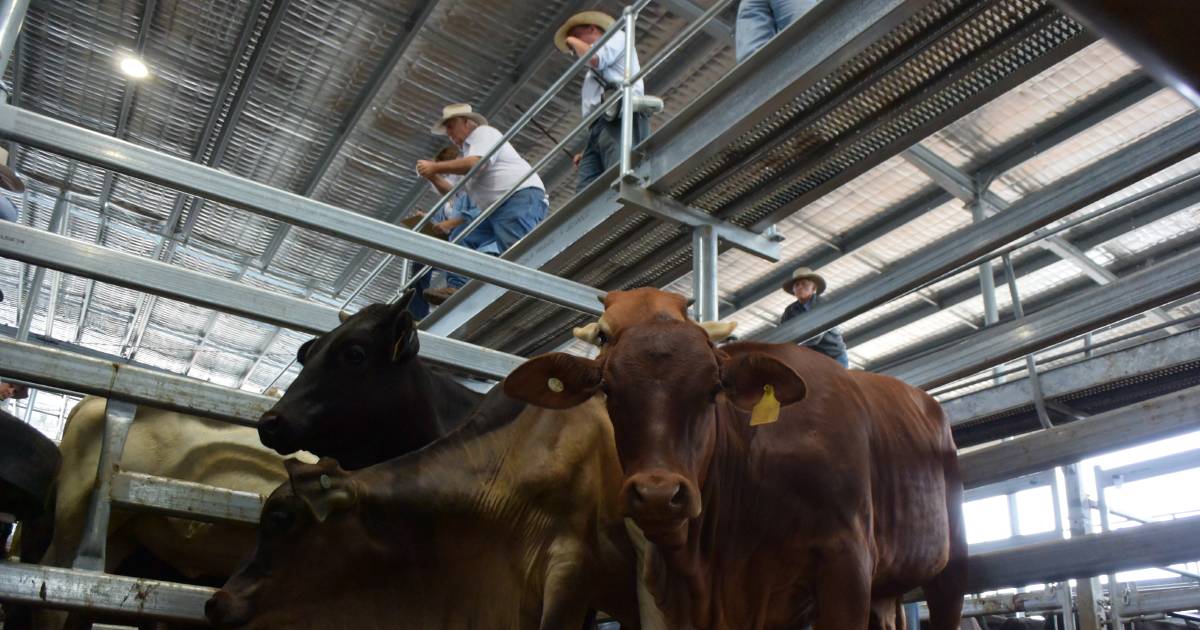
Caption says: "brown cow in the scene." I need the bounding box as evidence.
[206,390,661,630]
[505,288,967,630]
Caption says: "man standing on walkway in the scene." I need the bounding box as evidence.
[556,11,650,188]
[735,0,821,62]
[416,104,548,301]
[780,266,850,367]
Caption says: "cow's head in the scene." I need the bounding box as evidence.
[258,291,431,469]
[504,289,806,548]
[206,458,372,629]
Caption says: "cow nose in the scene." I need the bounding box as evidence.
[623,472,697,520]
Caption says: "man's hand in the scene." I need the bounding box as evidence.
[572,153,583,168]
[433,220,455,236]
[416,160,439,179]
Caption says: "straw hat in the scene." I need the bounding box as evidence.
[0,148,24,192]
[555,11,616,53]
[781,267,827,296]
[430,103,488,135]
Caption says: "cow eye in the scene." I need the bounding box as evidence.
[342,345,367,365]
[595,331,609,345]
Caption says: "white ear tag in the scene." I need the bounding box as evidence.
[547,377,565,393]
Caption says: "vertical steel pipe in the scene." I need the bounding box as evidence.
[619,6,637,179]
[692,225,718,322]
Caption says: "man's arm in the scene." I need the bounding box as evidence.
[435,155,482,175]
[565,36,600,68]
[426,173,453,195]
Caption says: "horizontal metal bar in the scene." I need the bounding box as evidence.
[0,104,605,316]
[941,327,1200,425]
[0,223,522,379]
[1122,585,1200,617]
[110,472,264,525]
[617,183,781,261]
[964,471,1055,503]
[0,338,267,425]
[884,246,1200,390]
[751,113,1200,345]
[959,384,1200,490]
[967,530,1062,556]
[1099,448,1200,489]
[966,515,1200,592]
[0,562,212,623]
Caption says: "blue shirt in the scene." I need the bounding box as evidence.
[780,294,849,365]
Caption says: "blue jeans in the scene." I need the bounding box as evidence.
[578,114,651,189]
[735,0,821,62]
[489,187,547,251]
[407,266,434,320]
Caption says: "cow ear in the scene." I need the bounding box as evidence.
[391,310,419,363]
[395,288,417,313]
[285,457,358,523]
[296,339,315,365]
[720,352,807,411]
[504,353,603,409]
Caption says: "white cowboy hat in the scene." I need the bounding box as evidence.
[781,267,827,296]
[430,103,488,135]
[554,11,616,53]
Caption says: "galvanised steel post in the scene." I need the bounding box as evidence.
[692,225,718,322]
[619,6,637,180]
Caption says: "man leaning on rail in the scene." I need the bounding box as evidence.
[415,104,548,303]
[780,266,850,368]
[556,11,651,188]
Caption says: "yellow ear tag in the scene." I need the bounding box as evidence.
[547,377,565,393]
[750,384,780,426]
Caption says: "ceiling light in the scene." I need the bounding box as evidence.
[119,56,149,79]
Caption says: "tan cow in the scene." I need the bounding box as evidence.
[32,396,313,627]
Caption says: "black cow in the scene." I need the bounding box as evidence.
[257,291,484,469]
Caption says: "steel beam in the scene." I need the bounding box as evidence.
[110,471,265,525]
[884,245,1200,390]
[902,142,1180,331]
[0,337,269,425]
[941,327,1200,425]
[966,516,1200,592]
[0,105,606,316]
[751,113,1200,345]
[959,384,1200,490]
[721,75,1164,321]
[618,183,781,261]
[692,225,718,321]
[422,0,928,336]
[850,172,1200,350]
[0,0,29,83]
[0,223,523,379]
[0,562,212,624]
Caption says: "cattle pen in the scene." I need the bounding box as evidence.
[0,0,1198,628]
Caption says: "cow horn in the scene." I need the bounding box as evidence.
[338,310,351,323]
[699,320,737,342]
[573,322,601,345]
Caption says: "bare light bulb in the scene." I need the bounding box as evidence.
[119,56,149,79]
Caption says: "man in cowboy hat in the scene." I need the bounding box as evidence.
[416,104,548,303]
[556,10,650,188]
[780,266,849,367]
[0,147,25,223]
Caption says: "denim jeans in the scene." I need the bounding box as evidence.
[489,187,548,251]
[406,266,434,320]
[578,113,651,189]
[735,0,821,62]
